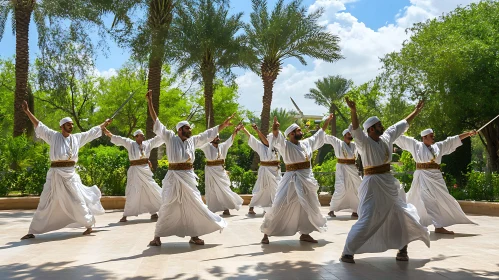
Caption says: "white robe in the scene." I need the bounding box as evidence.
[28,122,105,234]
[200,136,244,212]
[343,120,430,255]
[247,134,282,208]
[153,119,226,237]
[394,135,475,228]
[111,135,163,217]
[261,129,327,236]
[324,135,362,213]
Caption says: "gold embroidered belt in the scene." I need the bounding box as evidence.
[364,163,391,175]
[130,158,150,166]
[337,158,356,165]
[285,161,311,171]
[206,159,225,166]
[50,161,76,168]
[260,161,281,167]
[416,162,441,170]
[168,162,194,170]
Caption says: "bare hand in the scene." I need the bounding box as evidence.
[272,116,280,131]
[469,130,477,137]
[145,90,152,101]
[221,112,236,129]
[415,100,425,113]
[325,113,334,122]
[251,123,259,131]
[345,97,356,111]
[21,100,29,112]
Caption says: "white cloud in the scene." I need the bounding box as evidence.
[95,68,118,78]
[236,0,480,117]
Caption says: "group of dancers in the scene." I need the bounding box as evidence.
[18,90,477,263]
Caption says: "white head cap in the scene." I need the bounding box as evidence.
[362,116,381,132]
[284,123,300,137]
[420,128,434,137]
[176,121,190,131]
[59,117,73,127]
[133,129,144,137]
[342,128,350,136]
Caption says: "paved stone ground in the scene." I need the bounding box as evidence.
[1,206,498,280]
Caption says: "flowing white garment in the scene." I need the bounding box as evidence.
[153,119,226,237]
[325,135,362,212]
[247,134,282,208]
[111,135,163,217]
[28,122,105,234]
[200,136,244,212]
[261,129,327,236]
[394,135,476,228]
[343,120,430,255]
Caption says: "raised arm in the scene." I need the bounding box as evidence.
[459,130,477,140]
[345,97,359,130]
[22,100,39,128]
[251,123,269,146]
[393,135,417,155]
[146,89,158,121]
[404,100,424,125]
[272,116,280,138]
[218,112,236,131]
[322,113,334,131]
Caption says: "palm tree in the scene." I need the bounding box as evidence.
[245,0,343,135]
[0,0,112,137]
[305,75,352,136]
[170,0,246,128]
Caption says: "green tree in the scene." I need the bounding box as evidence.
[170,0,247,128]
[245,0,343,135]
[380,0,499,172]
[305,75,352,136]
[0,58,15,135]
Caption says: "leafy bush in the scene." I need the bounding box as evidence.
[392,151,415,192]
[462,170,499,201]
[153,159,169,186]
[313,157,337,194]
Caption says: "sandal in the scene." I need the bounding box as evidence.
[189,237,205,245]
[21,234,35,240]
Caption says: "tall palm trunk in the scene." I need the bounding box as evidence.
[201,58,216,128]
[329,103,336,136]
[13,0,34,137]
[482,122,499,172]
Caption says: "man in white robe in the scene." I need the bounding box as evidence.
[325,128,362,218]
[340,97,430,264]
[260,114,333,244]
[102,128,163,222]
[200,127,244,216]
[20,101,110,240]
[241,124,282,215]
[394,128,477,234]
[145,90,235,246]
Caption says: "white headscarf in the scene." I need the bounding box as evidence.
[59,117,73,127]
[133,129,144,137]
[362,116,381,132]
[176,121,190,131]
[420,128,434,137]
[284,123,300,137]
[342,128,350,136]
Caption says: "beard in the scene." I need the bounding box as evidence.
[374,128,383,136]
[347,136,353,141]
[211,139,220,144]
[181,130,192,138]
[63,126,73,133]
[294,134,303,140]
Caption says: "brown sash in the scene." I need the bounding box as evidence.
[206,159,225,166]
[130,158,150,166]
[337,158,356,165]
[260,161,280,167]
[285,161,311,171]
[364,163,391,175]
[168,162,194,170]
[50,161,76,168]
[416,162,441,170]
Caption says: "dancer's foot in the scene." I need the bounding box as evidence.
[299,234,318,243]
[21,234,35,240]
[261,234,269,244]
[83,228,92,235]
[222,210,230,216]
[248,207,256,215]
[351,212,358,218]
[396,245,409,261]
[340,254,355,263]
[119,216,127,223]
[435,227,454,234]
[189,236,205,245]
[328,211,336,217]
[150,213,159,221]
[149,237,161,246]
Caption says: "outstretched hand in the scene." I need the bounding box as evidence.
[251,123,259,131]
[415,100,425,113]
[100,119,112,129]
[272,116,280,131]
[21,100,29,112]
[469,130,477,137]
[220,112,236,130]
[345,97,356,111]
[322,113,334,131]
[145,89,152,101]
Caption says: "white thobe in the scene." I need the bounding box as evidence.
[200,136,244,212]
[111,135,163,217]
[261,129,327,236]
[343,120,430,255]
[153,119,226,237]
[394,135,475,228]
[325,136,362,213]
[247,134,282,208]
[28,122,105,234]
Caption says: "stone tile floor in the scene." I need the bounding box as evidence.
[0,206,497,279]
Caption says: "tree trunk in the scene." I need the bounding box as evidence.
[146,44,164,170]
[482,120,499,172]
[201,59,216,128]
[13,1,34,137]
